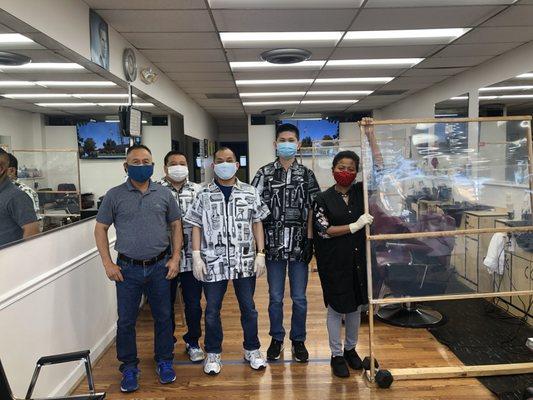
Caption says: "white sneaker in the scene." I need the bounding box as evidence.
[186,344,205,363]
[203,353,222,375]
[244,349,267,370]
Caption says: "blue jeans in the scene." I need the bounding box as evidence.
[115,257,174,372]
[266,261,309,342]
[177,271,203,347]
[203,276,260,354]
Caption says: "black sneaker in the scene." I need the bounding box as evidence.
[267,339,284,361]
[343,348,362,370]
[291,341,309,363]
[330,356,350,378]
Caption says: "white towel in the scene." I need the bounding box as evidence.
[483,233,508,275]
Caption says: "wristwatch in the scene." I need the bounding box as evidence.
[257,249,266,255]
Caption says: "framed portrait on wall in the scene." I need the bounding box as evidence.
[89,10,109,70]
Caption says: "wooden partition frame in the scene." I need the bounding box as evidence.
[358,116,533,386]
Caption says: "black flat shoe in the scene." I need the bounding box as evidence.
[343,348,363,370]
[330,356,350,378]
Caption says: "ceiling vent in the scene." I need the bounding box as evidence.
[205,93,239,99]
[260,49,312,64]
[261,108,285,116]
[0,52,31,66]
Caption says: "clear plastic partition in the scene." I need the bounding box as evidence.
[361,118,533,300]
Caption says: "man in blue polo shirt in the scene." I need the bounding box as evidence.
[94,144,183,393]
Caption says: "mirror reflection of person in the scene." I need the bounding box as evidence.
[0,149,39,247]
[7,153,41,220]
[94,144,183,393]
[156,151,204,363]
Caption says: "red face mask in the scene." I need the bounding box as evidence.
[333,170,356,187]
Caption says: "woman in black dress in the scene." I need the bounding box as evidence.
[313,150,374,378]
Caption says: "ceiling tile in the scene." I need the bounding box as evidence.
[380,78,438,90]
[86,0,206,9]
[169,72,234,81]
[141,49,226,62]
[96,10,214,32]
[156,62,230,73]
[123,32,220,49]
[185,86,237,94]
[455,26,533,43]
[434,42,522,57]
[317,68,404,78]
[483,5,533,26]
[179,80,237,88]
[208,0,363,8]
[212,9,357,31]
[366,0,515,6]
[310,83,384,91]
[402,67,468,77]
[416,55,493,68]
[349,6,504,30]
[332,45,438,58]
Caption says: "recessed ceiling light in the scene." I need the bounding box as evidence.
[344,28,469,40]
[239,92,306,97]
[315,77,394,84]
[36,103,97,107]
[480,85,533,92]
[236,79,314,86]
[327,58,423,67]
[242,100,300,106]
[230,61,325,69]
[0,34,33,43]
[220,32,343,44]
[516,73,533,79]
[301,100,358,104]
[36,81,116,87]
[0,81,35,86]
[450,96,468,100]
[0,63,84,70]
[2,93,70,98]
[307,90,373,96]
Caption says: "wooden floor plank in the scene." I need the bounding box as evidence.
[74,269,496,399]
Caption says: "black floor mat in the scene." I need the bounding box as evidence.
[427,298,533,400]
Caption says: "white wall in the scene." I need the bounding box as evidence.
[247,120,275,178]
[0,220,117,398]
[0,106,43,151]
[142,125,172,181]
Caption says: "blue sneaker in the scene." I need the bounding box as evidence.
[120,368,139,393]
[156,361,176,384]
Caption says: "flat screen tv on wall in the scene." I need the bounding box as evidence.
[77,121,128,159]
[276,118,339,148]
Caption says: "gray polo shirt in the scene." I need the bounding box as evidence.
[96,179,181,260]
[0,177,38,247]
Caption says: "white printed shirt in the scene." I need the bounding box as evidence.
[184,179,270,282]
[157,177,201,272]
[13,179,41,220]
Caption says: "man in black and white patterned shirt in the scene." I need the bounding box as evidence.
[156,150,204,363]
[185,147,270,376]
[7,153,41,220]
[252,123,321,363]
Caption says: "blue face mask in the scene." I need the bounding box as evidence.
[277,142,298,158]
[214,162,238,180]
[127,164,154,183]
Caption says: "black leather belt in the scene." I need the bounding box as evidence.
[118,248,170,267]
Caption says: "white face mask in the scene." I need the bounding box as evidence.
[167,165,189,182]
[214,162,238,180]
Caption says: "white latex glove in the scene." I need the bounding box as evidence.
[349,213,374,234]
[192,250,207,281]
[254,253,266,277]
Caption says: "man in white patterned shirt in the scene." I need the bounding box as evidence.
[7,153,41,220]
[156,150,203,362]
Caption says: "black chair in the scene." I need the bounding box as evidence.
[1,350,105,400]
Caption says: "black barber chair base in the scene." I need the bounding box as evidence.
[376,302,444,328]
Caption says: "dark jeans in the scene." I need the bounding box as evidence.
[115,257,174,372]
[170,271,203,347]
[203,276,260,354]
[266,260,309,342]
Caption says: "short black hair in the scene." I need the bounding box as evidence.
[332,150,360,171]
[127,144,152,155]
[214,146,237,161]
[276,123,299,140]
[7,153,17,170]
[164,150,186,166]
[0,148,8,168]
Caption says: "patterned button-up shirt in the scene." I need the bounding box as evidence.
[13,179,41,220]
[156,177,201,273]
[184,179,270,282]
[252,159,320,261]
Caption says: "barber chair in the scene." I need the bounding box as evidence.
[375,213,455,328]
[0,350,105,400]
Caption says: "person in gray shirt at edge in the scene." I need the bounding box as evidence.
[0,148,39,248]
[94,144,183,393]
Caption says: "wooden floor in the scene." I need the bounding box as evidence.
[74,269,495,399]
